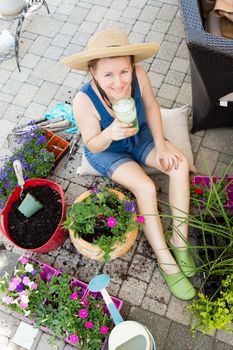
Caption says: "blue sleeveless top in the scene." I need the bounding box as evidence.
[80,78,146,153]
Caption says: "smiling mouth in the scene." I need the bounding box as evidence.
[112,88,123,93]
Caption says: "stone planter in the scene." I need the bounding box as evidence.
[69,189,138,261]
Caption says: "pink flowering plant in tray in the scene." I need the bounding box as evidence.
[0,256,114,350]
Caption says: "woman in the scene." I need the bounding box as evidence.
[62,28,196,300]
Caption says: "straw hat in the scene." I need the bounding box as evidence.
[61,28,160,71]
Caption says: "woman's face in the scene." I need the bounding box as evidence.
[91,56,133,102]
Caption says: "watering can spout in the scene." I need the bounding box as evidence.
[88,274,124,325]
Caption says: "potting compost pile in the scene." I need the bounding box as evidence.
[8,185,62,248]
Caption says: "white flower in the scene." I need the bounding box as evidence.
[21,295,29,304]
[25,263,34,272]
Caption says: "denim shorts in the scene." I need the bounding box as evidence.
[84,123,154,178]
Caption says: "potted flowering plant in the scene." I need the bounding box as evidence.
[63,187,144,262]
[0,125,55,210]
[191,175,233,209]
[0,255,121,350]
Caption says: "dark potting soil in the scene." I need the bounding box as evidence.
[8,185,62,249]
[85,220,113,244]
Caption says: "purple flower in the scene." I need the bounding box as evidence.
[123,201,137,213]
[90,187,101,194]
[16,282,24,292]
[40,268,53,282]
[37,135,46,145]
[30,269,37,276]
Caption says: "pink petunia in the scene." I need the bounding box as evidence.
[95,303,100,308]
[79,309,88,319]
[2,296,14,304]
[22,276,30,285]
[18,291,29,303]
[69,334,79,344]
[30,282,37,290]
[8,276,21,291]
[70,292,78,300]
[8,282,17,292]
[82,299,88,307]
[137,215,145,224]
[107,217,117,228]
[19,301,28,309]
[85,321,93,329]
[18,256,29,264]
[100,325,109,335]
[12,276,22,284]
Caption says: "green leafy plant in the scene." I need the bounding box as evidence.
[0,256,112,350]
[0,125,55,210]
[187,274,233,335]
[63,187,144,261]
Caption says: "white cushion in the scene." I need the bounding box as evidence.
[76,105,197,176]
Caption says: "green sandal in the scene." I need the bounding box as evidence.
[169,241,196,278]
[159,266,196,300]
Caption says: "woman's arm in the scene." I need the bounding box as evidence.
[73,92,136,153]
[136,65,165,147]
[137,65,183,171]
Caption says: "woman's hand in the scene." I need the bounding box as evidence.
[155,141,183,172]
[106,119,137,141]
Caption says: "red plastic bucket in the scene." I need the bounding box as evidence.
[0,178,67,253]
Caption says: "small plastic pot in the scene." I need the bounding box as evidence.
[18,193,43,218]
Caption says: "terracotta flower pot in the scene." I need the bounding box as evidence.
[45,129,69,165]
[69,189,138,261]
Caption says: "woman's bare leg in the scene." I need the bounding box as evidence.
[111,161,179,274]
[145,142,190,249]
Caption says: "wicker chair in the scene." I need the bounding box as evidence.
[180,0,233,133]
